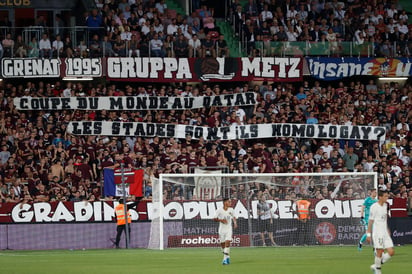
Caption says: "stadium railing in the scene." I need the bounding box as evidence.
[2,26,411,58]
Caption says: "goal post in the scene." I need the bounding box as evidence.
[148,172,377,250]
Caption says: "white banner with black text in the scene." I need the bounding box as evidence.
[14,93,257,110]
[67,122,386,141]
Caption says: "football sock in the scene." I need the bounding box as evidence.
[223,247,229,260]
[374,256,382,269]
[223,247,229,259]
[359,234,367,244]
[381,253,391,264]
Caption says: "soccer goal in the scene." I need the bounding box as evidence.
[148,172,377,250]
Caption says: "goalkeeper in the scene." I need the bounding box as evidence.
[214,198,237,265]
[358,188,377,251]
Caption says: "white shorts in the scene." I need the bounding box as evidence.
[372,233,394,249]
[219,231,233,243]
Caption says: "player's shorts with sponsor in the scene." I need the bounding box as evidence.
[372,233,394,249]
[219,230,233,242]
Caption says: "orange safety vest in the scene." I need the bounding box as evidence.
[296,199,311,220]
[115,204,132,225]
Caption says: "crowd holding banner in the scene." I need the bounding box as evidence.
[5,57,412,81]
[14,93,257,110]
[1,57,303,82]
[0,56,411,249]
[67,121,386,141]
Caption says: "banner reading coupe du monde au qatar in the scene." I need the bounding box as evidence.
[107,57,303,82]
[13,93,256,110]
[307,57,412,80]
[67,122,386,141]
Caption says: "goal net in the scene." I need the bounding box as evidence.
[148,172,377,250]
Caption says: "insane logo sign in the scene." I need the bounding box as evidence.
[307,57,412,80]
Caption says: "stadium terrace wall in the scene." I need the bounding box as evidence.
[2,57,412,80]
[0,199,410,250]
[0,57,303,82]
[0,218,410,250]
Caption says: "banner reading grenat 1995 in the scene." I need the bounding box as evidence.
[106,57,303,82]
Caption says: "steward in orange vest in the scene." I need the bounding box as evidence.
[114,196,143,248]
[295,195,312,245]
[296,199,311,222]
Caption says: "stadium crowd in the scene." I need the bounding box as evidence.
[233,0,412,57]
[0,0,411,204]
[0,77,411,204]
[0,0,412,58]
[0,2,228,59]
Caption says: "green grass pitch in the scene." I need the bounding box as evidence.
[0,245,411,274]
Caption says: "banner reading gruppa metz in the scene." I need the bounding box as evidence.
[13,93,256,110]
[107,57,303,82]
[307,57,412,80]
[67,122,386,141]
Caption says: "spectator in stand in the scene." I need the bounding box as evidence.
[63,36,74,58]
[2,33,14,57]
[39,33,52,59]
[216,34,229,57]
[113,35,126,57]
[199,4,212,19]
[155,0,167,15]
[54,14,65,38]
[128,34,140,57]
[141,20,151,36]
[244,0,258,19]
[187,11,200,28]
[306,111,318,124]
[150,33,164,57]
[87,9,103,37]
[13,35,27,58]
[77,40,89,57]
[174,34,188,58]
[89,34,102,57]
[202,33,216,58]
[167,18,179,37]
[188,34,202,57]
[52,35,64,57]
[260,4,273,23]
[102,35,116,57]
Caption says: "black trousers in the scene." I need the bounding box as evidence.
[115,224,131,247]
[297,219,311,245]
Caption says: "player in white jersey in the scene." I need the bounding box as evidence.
[214,198,237,265]
[367,190,395,274]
